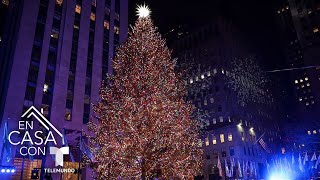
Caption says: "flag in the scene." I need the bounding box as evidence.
[315,155,320,169]
[299,153,304,172]
[238,160,242,177]
[62,128,75,162]
[225,159,231,177]
[303,152,308,165]
[243,161,246,178]
[292,153,295,165]
[3,120,12,162]
[217,156,222,177]
[311,152,317,161]
[257,132,271,153]
[266,160,270,175]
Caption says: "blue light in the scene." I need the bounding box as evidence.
[10,169,15,173]
[268,172,291,180]
[5,169,10,173]
[1,169,5,173]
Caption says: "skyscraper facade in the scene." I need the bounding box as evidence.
[0,0,128,179]
[275,0,320,151]
[171,19,281,180]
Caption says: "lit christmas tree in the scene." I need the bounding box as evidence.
[86,5,203,179]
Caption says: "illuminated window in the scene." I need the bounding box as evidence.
[295,80,298,84]
[313,27,319,33]
[189,78,193,84]
[301,85,305,88]
[205,137,209,146]
[308,131,311,135]
[51,32,59,39]
[74,25,80,29]
[286,6,289,9]
[204,99,207,105]
[90,13,96,21]
[213,68,217,74]
[2,0,9,6]
[305,77,308,81]
[228,133,232,142]
[207,71,211,76]
[43,84,49,93]
[114,26,120,34]
[201,74,204,79]
[220,134,225,143]
[306,102,309,106]
[213,118,217,124]
[210,98,214,103]
[300,79,303,82]
[56,0,63,5]
[228,116,231,122]
[313,130,317,134]
[307,83,310,86]
[311,100,314,104]
[222,69,225,74]
[219,116,223,122]
[104,21,110,29]
[277,10,280,14]
[75,4,81,14]
[212,136,217,145]
[65,109,72,121]
[195,76,199,81]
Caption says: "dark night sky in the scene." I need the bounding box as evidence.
[128,0,286,70]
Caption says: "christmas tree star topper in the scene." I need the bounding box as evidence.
[136,4,151,18]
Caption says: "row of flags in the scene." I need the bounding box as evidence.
[266,152,320,177]
[216,156,258,178]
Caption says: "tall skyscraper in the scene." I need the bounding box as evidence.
[0,0,128,179]
[275,0,320,151]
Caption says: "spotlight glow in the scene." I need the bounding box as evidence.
[1,169,5,173]
[6,169,10,173]
[10,169,15,173]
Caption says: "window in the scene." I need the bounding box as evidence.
[220,134,225,143]
[219,116,223,122]
[56,0,63,5]
[313,130,317,134]
[201,74,204,79]
[43,84,49,93]
[213,68,217,74]
[210,98,214,103]
[198,139,202,147]
[190,78,193,84]
[75,4,81,14]
[65,109,71,121]
[104,20,109,29]
[228,133,232,142]
[295,80,298,84]
[212,136,217,145]
[313,27,319,33]
[90,12,96,21]
[204,99,207,105]
[213,118,217,124]
[205,138,209,146]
